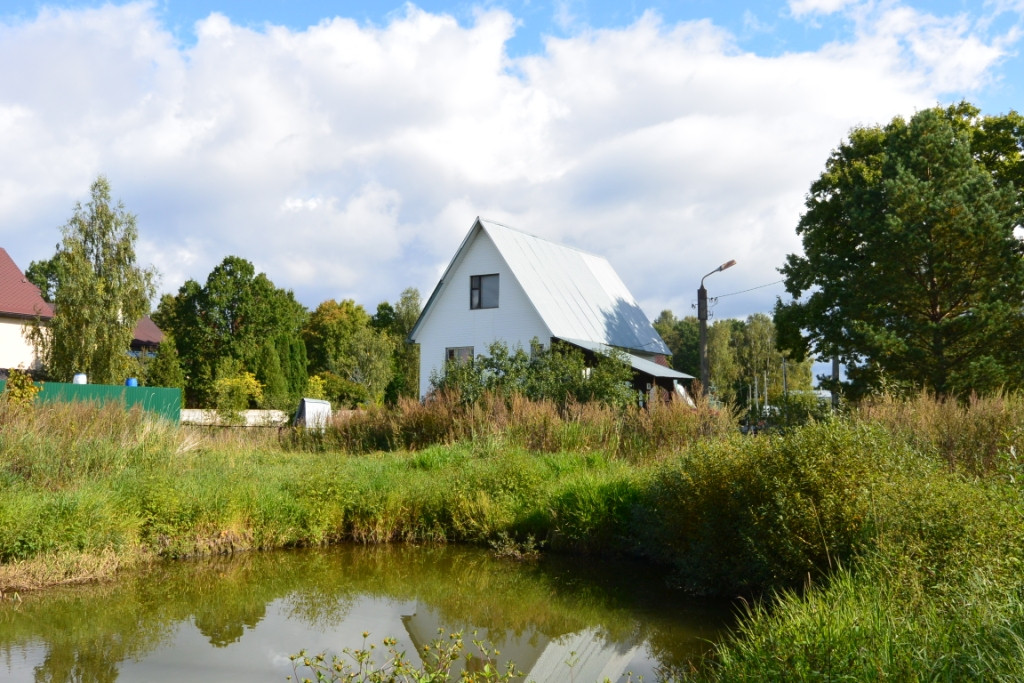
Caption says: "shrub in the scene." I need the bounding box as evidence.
[648,421,911,595]
[430,340,637,412]
[2,367,41,407]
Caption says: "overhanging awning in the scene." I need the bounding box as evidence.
[558,338,694,381]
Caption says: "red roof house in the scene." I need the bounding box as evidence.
[0,248,53,372]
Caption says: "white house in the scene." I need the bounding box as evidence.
[0,247,53,373]
[409,218,692,399]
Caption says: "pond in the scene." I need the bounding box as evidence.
[0,545,734,682]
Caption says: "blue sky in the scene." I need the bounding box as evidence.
[0,0,1022,341]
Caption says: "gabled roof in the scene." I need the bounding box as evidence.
[131,315,164,347]
[412,218,670,355]
[0,248,54,320]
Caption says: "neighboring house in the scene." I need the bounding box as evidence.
[0,247,166,376]
[0,247,53,374]
[131,315,164,358]
[409,218,693,400]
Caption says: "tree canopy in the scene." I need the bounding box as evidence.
[652,310,699,375]
[776,103,1024,397]
[154,256,307,408]
[28,176,156,383]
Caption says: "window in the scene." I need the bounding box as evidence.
[446,346,474,364]
[470,274,499,309]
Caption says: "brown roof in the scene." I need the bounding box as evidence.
[132,315,164,347]
[0,248,54,320]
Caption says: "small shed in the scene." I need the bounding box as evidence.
[294,398,332,431]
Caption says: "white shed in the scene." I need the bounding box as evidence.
[408,218,691,399]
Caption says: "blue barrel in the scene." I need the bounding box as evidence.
[125,377,139,387]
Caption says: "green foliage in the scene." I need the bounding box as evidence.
[213,358,264,413]
[2,368,41,407]
[429,340,636,411]
[8,390,1024,681]
[764,391,832,432]
[286,389,734,461]
[696,469,1024,682]
[23,257,60,304]
[28,176,157,384]
[306,374,328,400]
[314,370,370,409]
[378,287,422,403]
[651,311,814,412]
[144,332,185,393]
[649,421,894,595]
[778,104,1024,398]
[290,630,523,683]
[653,310,699,375]
[155,256,307,407]
[305,299,395,405]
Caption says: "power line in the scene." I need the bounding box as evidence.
[714,279,784,299]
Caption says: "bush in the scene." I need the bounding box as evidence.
[2,368,41,407]
[648,421,915,595]
[429,340,637,412]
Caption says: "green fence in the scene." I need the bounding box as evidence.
[0,381,182,423]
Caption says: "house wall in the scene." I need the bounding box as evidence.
[0,317,41,370]
[415,230,550,398]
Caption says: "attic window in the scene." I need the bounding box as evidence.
[470,274,499,309]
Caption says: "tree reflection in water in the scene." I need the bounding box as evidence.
[0,545,733,682]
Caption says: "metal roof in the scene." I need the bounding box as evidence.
[561,337,693,380]
[412,218,669,355]
[481,219,670,354]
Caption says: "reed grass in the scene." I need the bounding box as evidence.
[286,390,736,462]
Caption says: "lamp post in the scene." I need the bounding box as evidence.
[698,259,736,396]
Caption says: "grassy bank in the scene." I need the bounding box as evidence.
[3,393,1024,679]
[1,397,727,591]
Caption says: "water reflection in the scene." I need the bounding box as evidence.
[0,545,732,682]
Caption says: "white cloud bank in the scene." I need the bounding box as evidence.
[0,1,1020,324]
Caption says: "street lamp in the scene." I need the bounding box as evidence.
[698,259,736,396]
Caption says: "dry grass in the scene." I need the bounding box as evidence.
[287,390,737,461]
[0,547,156,594]
[855,391,1024,474]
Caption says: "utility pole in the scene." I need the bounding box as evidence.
[698,259,736,395]
[832,355,840,410]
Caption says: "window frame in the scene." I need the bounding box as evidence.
[445,346,474,364]
[470,274,499,310]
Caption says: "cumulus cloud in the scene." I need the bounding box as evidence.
[0,0,1020,325]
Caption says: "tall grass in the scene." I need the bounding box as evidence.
[855,390,1024,475]
[0,401,654,589]
[679,396,1024,682]
[0,400,182,488]
[286,390,736,462]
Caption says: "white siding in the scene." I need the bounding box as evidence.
[0,318,41,370]
[415,230,550,398]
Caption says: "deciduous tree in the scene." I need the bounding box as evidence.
[28,176,156,384]
[304,299,395,405]
[652,310,699,375]
[155,256,307,407]
[777,104,1024,397]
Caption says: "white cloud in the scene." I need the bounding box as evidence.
[0,0,1020,326]
[788,0,857,18]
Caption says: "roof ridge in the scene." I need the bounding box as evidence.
[477,217,602,259]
